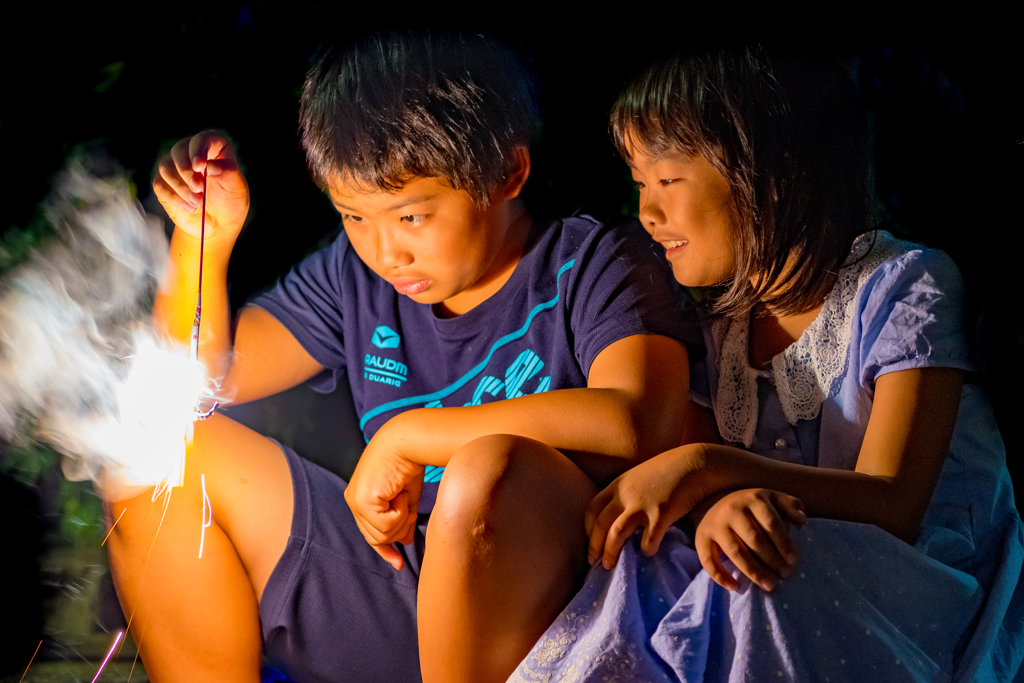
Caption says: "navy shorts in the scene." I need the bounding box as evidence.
[260,442,437,683]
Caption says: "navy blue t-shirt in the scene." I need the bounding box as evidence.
[253,214,698,482]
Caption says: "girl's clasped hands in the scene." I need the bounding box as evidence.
[585,446,807,593]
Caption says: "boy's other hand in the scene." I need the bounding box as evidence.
[694,488,806,592]
[152,130,249,242]
[344,427,425,571]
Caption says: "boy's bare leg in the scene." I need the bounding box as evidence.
[105,414,293,683]
[418,435,597,683]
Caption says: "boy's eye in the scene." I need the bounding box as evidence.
[341,214,365,224]
[659,178,679,186]
[634,181,647,190]
[400,215,425,226]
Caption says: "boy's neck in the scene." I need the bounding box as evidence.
[433,199,533,319]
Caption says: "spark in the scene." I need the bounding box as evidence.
[18,640,42,683]
[199,473,212,558]
[100,507,127,546]
[90,630,123,683]
[126,611,151,683]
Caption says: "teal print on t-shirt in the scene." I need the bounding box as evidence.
[371,325,401,349]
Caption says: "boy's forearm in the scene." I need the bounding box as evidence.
[384,385,685,485]
[152,227,236,379]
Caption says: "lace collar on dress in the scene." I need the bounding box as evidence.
[711,230,905,447]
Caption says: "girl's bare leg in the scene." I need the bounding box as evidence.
[105,414,293,683]
[418,435,597,683]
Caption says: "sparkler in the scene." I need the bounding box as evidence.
[18,640,42,683]
[199,472,212,558]
[0,157,228,495]
[90,630,123,683]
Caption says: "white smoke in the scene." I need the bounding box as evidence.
[0,156,218,493]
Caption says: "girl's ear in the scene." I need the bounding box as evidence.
[500,146,531,201]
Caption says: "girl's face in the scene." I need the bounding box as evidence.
[628,143,738,287]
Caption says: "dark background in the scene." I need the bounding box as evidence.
[0,3,1020,676]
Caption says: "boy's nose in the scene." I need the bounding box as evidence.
[375,230,413,269]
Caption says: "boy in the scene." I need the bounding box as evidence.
[107,32,697,683]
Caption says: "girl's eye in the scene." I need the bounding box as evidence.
[401,215,425,226]
[634,181,646,190]
[341,214,365,224]
[659,178,679,186]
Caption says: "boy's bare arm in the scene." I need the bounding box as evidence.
[345,333,691,568]
[379,333,690,483]
[152,132,324,403]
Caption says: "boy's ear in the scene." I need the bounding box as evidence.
[500,146,531,201]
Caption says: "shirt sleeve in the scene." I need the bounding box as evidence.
[249,234,349,390]
[566,216,704,376]
[857,247,975,388]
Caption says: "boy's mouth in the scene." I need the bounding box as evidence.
[390,279,431,296]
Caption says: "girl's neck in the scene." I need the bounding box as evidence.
[747,302,823,369]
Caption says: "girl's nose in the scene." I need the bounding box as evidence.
[637,192,665,235]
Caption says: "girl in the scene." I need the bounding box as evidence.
[509,47,1024,683]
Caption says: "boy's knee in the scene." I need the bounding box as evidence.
[429,435,541,547]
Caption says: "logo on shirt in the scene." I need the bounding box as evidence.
[371,326,401,349]
[364,354,408,387]
[464,348,551,405]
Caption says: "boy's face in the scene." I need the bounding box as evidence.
[627,143,738,288]
[327,173,528,317]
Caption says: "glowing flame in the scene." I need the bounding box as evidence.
[0,155,228,498]
[87,331,216,489]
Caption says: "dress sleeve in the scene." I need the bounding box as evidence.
[566,217,704,376]
[857,247,975,388]
[249,233,349,384]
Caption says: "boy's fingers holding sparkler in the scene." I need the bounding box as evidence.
[156,152,202,210]
[188,130,237,173]
[170,138,202,192]
[153,172,198,218]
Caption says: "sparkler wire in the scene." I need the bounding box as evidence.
[90,630,123,683]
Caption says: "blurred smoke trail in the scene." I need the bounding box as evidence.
[0,155,218,492]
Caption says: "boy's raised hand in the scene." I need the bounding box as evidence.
[694,488,806,592]
[152,131,249,241]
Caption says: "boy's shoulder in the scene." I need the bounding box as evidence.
[528,213,659,269]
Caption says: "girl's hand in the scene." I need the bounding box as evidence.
[694,488,806,592]
[152,131,250,242]
[585,445,711,569]
[343,423,424,571]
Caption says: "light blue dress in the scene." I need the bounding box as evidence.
[509,232,1024,682]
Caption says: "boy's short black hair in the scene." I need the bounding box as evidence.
[611,45,875,318]
[299,31,538,206]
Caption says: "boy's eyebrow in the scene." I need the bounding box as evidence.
[333,193,441,214]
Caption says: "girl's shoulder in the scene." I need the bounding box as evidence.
[851,230,965,324]
[695,231,972,444]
